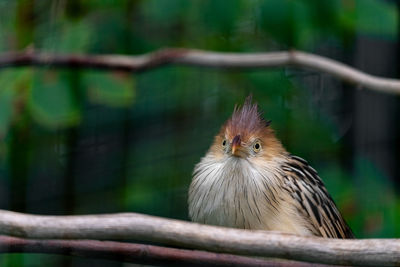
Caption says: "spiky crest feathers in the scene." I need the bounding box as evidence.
[223,96,271,142]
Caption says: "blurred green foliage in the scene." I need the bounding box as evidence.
[0,0,399,265]
[84,71,135,107]
[30,70,81,128]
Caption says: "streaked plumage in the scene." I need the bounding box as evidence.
[188,97,354,238]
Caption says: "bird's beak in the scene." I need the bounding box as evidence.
[231,135,242,156]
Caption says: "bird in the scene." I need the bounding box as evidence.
[188,96,354,239]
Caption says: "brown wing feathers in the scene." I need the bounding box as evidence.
[282,155,354,239]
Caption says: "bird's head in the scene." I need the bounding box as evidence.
[209,96,285,161]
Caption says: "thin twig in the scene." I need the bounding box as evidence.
[0,235,334,267]
[0,210,398,266]
[0,49,400,94]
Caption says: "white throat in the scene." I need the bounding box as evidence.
[188,153,283,229]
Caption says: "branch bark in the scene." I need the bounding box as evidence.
[0,210,398,266]
[1,49,400,94]
[0,235,333,267]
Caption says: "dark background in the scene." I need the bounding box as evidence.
[0,0,399,266]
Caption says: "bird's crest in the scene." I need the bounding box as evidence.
[225,96,270,140]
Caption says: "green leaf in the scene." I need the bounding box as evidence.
[259,0,311,48]
[353,156,397,237]
[84,71,135,107]
[39,19,93,53]
[200,0,243,35]
[29,70,80,128]
[140,0,189,25]
[355,0,397,39]
[305,0,341,29]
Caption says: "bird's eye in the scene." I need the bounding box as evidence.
[253,141,261,153]
[222,139,227,147]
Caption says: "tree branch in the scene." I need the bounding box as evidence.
[0,235,333,267]
[1,49,400,94]
[0,210,397,266]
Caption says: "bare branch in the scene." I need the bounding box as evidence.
[0,49,400,94]
[0,210,397,266]
[0,235,333,267]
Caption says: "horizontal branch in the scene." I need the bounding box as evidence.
[1,49,400,94]
[0,235,331,267]
[0,210,398,266]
